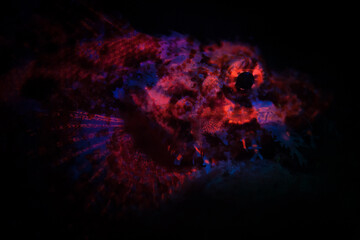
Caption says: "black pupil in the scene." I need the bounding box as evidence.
[235,72,254,90]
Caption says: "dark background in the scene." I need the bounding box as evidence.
[2,1,358,239]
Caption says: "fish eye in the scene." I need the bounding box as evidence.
[235,72,254,90]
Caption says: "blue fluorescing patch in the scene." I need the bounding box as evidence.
[252,100,274,108]
[252,100,283,125]
[171,55,186,64]
[143,73,158,87]
[112,88,119,99]
[204,160,211,174]
[113,87,125,99]
[124,72,158,89]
